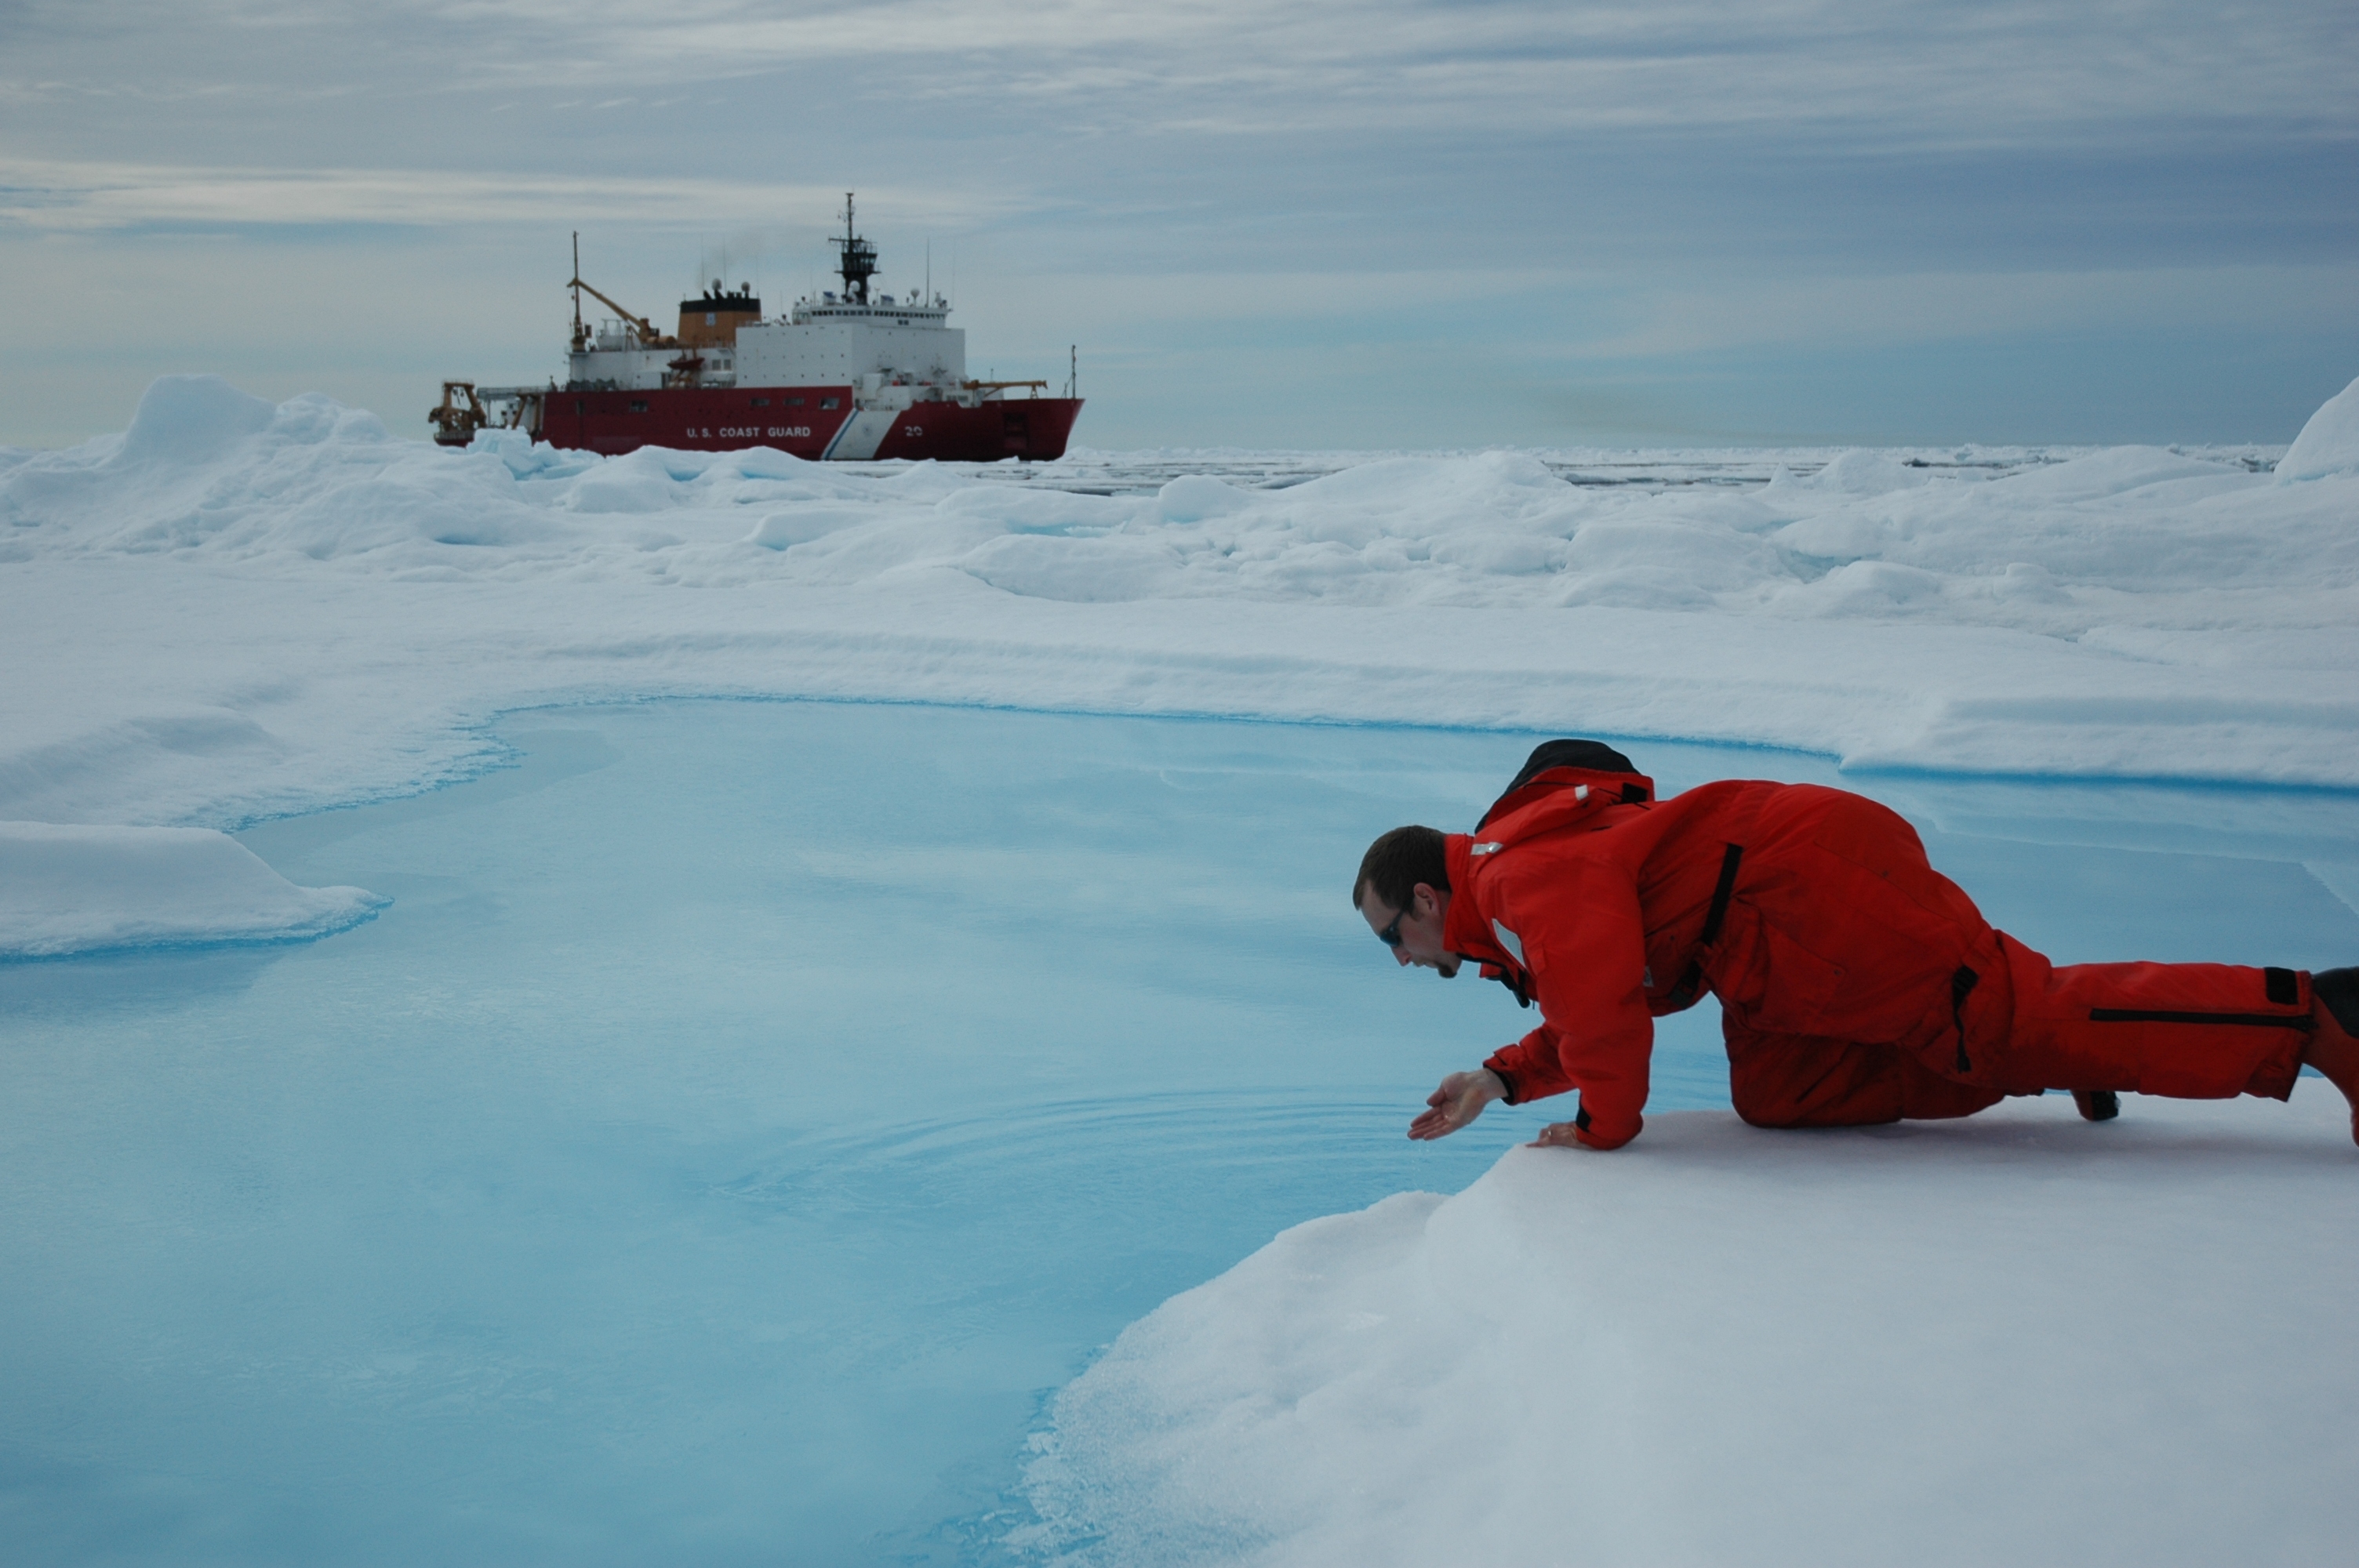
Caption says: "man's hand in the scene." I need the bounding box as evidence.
[1529,1121,1590,1149]
[1408,1069,1505,1141]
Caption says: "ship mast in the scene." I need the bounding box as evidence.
[831,191,878,305]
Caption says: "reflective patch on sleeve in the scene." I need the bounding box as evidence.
[1470,841,1503,856]
[1492,919,1525,965]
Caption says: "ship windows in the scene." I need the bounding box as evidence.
[785,397,805,407]
[751,397,770,408]
[820,397,841,410]
[628,400,649,412]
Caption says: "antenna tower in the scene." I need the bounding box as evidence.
[831,192,878,304]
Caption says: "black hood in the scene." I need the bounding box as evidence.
[1499,739,1638,796]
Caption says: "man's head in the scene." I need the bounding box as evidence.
[1354,826,1459,976]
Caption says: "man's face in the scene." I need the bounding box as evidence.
[1361,883,1460,978]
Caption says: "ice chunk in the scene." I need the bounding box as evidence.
[933,485,1135,534]
[1994,560,2072,604]
[1802,448,1935,494]
[960,532,1180,601]
[565,449,682,514]
[1156,474,1252,524]
[1780,557,1948,615]
[2275,373,2359,483]
[0,822,386,957]
[1772,508,1896,563]
[747,508,871,549]
[113,374,278,466]
[1991,445,2235,501]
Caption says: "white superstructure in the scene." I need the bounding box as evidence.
[738,294,968,408]
[565,291,974,410]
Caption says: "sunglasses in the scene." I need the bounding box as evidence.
[1378,905,1411,946]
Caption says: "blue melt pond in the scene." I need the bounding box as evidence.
[3,702,2355,1564]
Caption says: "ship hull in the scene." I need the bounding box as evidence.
[538,387,1082,462]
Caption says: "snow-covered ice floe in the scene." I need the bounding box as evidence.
[1019,1094,2359,1567]
[2,370,2353,949]
[2,375,2357,834]
[0,821,384,957]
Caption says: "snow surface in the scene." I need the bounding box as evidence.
[1020,1094,2359,1567]
[3,376,2356,864]
[0,820,383,956]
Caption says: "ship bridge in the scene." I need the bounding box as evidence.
[733,290,962,395]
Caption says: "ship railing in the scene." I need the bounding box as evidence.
[961,379,1049,401]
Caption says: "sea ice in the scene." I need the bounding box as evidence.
[0,820,383,956]
[3,372,2357,1563]
[1021,1095,2359,1567]
[5,372,2357,862]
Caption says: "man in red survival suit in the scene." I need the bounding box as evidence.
[1355,740,2359,1151]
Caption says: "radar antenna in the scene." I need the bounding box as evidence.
[831,191,878,305]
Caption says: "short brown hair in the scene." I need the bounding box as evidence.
[1354,826,1448,914]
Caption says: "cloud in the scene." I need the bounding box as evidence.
[431,0,2359,147]
[0,158,1027,233]
[10,0,2356,152]
[1573,264,2359,358]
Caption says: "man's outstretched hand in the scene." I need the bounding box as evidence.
[1408,1068,1506,1140]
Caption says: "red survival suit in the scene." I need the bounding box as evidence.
[1445,763,2315,1149]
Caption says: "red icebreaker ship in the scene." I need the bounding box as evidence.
[432,194,1081,462]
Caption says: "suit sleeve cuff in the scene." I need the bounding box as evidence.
[1572,1106,1641,1150]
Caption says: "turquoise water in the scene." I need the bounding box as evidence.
[3,702,2354,1564]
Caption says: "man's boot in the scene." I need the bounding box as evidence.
[2072,1090,2120,1122]
[2305,967,2359,1147]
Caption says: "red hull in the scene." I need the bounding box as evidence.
[540,386,1081,462]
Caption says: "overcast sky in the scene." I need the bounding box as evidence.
[4,0,2354,448]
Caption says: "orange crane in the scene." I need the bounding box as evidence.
[569,232,673,350]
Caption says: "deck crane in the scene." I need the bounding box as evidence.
[568,232,672,350]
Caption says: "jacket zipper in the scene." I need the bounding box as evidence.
[1664,843,1745,1011]
[2088,1008,2312,1029]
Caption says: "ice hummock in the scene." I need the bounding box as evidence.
[2276,372,2359,483]
[4,369,2356,953]
[0,821,384,956]
[4,373,2357,853]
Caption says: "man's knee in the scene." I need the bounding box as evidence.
[1734,1096,1900,1130]
[1728,1021,2005,1127]
[1727,1029,1906,1127]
